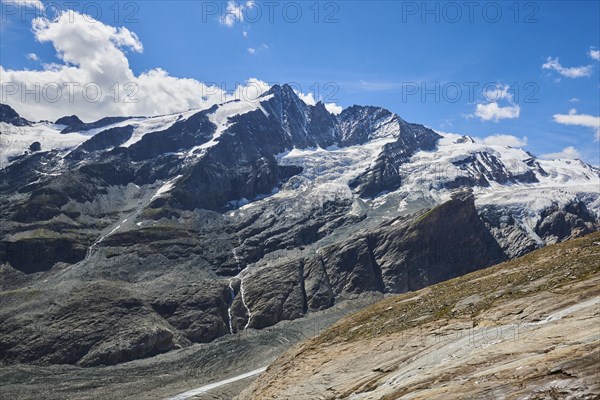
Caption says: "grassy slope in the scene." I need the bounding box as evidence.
[313,231,600,345]
[240,231,600,399]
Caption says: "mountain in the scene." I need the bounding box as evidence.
[0,84,598,369]
[0,104,30,127]
[237,232,600,400]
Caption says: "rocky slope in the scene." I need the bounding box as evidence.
[0,294,382,400]
[0,84,599,370]
[238,232,600,400]
[0,192,503,367]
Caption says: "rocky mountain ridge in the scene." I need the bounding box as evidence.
[0,84,598,369]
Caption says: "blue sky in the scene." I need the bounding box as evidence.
[1,0,599,164]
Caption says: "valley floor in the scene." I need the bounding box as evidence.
[2,235,598,400]
[0,295,381,400]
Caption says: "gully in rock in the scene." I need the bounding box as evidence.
[225,274,252,333]
[227,280,236,335]
[228,245,252,332]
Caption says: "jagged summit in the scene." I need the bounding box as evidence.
[55,115,83,126]
[262,83,297,97]
[0,103,30,126]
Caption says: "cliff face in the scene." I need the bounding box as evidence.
[307,192,505,297]
[0,195,505,366]
[237,232,600,400]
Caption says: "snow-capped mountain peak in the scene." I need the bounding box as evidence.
[1,86,598,261]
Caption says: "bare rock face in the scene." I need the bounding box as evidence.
[370,193,505,292]
[0,159,571,371]
[237,233,600,400]
[241,260,307,330]
[55,115,83,127]
[150,283,231,343]
[74,126,135,154]
[535,201,596,242]
[319,238,384,294]
[0,282,180,367]
[224,193,505,337]
[59,116,130,134]
[479,205,540,258]
[451,151,539,186]
[0,235,87,274]
[312,193,505,296]
[480,200,599,258]
[170,156,302,212]
[0,104,30,126]
[0,195,507,368]
[29,141,41,152]
[302,256,335,311]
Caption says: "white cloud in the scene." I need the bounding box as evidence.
[471,102,520,122]
[542,57,593,78]
[482,84,512,102]
[294,89,342,115]
[568,97,580,103]
[26,53,39,61]
[296,91,316,105]
[469,83,520,122]
[220,1,255,26]
[246,43,267,55]
[540,146,582,160]
[242,31,248,37]
[553,109,600,141]
[477,134,528,148]
[230,78,270,101]
[0,11,270,121]
[589,48,600,61]
[325,103,343,115]
[0,11,341,122]
[2,0,44,10]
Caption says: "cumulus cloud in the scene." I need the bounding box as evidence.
[482,84,512,102]
[230,78,270,101]
[542,57,593,78]
[219,1,255,26]
[553,109,600,141]
[0,11,276,121]
[477,134,528,148]
[247,47,256,54]
[26,53,39,61]
[589,47,600,61]
[468,83,520,122]
[472,102,520,121]
[324,103,343,115]
[294,89,342,115]
[540,146,582,160]
[296,91,316,105]
[0,11,344,121]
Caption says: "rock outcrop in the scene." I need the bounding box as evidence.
[237,232,600,400]
[0,104,30,126]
